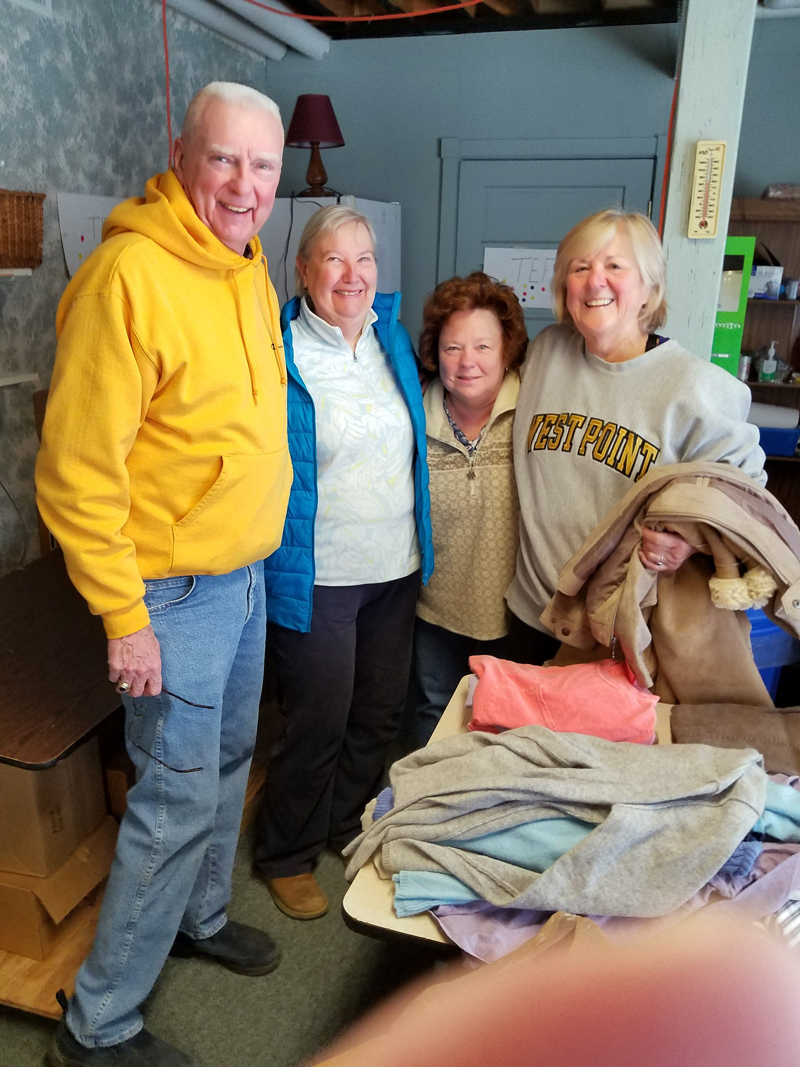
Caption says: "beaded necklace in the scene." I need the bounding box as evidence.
[443,395,485,458]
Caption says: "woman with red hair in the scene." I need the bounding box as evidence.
[404,271,528,747]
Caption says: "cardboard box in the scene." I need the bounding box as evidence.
[749,265,784,300]
[104,748,136,820]
[0,816,117,960]
[0,735,107,877]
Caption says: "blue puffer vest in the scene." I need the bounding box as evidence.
[263,293,434,632]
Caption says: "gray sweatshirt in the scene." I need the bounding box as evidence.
[506,325,766,632]
[344,725,766,918]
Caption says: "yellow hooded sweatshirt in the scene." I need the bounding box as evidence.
[36,170,292,639]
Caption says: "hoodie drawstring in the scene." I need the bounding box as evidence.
[231,276,259,403]
[262,253,287,387]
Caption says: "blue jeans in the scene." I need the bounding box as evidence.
[403,617,508,749]
[67,563,266,1048]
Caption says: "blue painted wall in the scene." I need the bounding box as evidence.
[736,18,800,198]
[266,17,800,336]
[0,0,267,574]
[266,25,679,338]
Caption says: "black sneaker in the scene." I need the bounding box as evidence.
[47,1018,197,1066]
[170,919,281,976]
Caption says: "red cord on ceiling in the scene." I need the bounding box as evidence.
[162,0,173,167]
[238,0,484,23]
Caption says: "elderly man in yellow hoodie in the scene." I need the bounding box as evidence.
[36,83,291,1067]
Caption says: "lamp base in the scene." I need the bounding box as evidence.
[298,144,336,200]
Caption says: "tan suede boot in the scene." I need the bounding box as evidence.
[266,873,328,920]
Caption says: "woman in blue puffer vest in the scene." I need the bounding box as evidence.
[255,205,433,921]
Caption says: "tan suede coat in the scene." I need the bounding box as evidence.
[541,463,800,705]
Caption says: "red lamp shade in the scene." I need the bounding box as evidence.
[285,95,344,150]
[284,95,344,197]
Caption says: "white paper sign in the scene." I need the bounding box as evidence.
[482,247,556,308]
[58,192,127,276]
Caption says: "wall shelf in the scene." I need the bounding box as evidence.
[0,374,39,389]
[729,199,800,368]
[730,199,800,224]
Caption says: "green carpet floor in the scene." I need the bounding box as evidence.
[0,832,447,1067]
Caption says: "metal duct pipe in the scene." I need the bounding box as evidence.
[214,0,331,61]
[166,0,287,60]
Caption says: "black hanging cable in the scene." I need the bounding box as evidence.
[281,193,297,301]
[281,192,346,302]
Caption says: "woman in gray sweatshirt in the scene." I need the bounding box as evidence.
[506,208,765,664]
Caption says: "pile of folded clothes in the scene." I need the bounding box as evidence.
[344,658,800,962]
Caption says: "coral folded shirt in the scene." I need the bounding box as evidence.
[468,656,658,744]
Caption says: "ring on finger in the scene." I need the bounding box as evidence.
[116,680,131,694]
[657,555,665,566]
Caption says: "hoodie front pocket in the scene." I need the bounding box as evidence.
[170,451,291,577]
[175,464,229,532]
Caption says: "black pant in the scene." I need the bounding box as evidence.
[506,612,561,666]
[255,572,420,878]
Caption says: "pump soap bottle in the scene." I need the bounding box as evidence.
[759,341,778,382]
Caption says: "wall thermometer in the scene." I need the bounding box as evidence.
[687,140,727,239]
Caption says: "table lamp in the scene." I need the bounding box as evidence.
[285,94,345,198]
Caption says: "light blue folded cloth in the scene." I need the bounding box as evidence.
[761,781,800,842]
[392,803,778,917]
[392,816,594,916]
[447,815,594,871]
[392,871,479,916]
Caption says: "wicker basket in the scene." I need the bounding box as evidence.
[0,188,46,269]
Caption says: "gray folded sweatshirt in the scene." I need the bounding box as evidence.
[345,726,766,918]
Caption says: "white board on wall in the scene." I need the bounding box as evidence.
[482,247,556,310]
[259,196,401,307]
[57,192,402,302]
[58,192,125,277]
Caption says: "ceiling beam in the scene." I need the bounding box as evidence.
[529,0,594,13]
[482,0,519,14]
[389,0,448,11]
[313,0,387,13]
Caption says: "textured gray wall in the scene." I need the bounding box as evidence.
[0,0,267,574]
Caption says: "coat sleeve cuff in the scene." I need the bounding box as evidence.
[102,600,151,639]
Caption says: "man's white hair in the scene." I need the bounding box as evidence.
[181,82,282,144]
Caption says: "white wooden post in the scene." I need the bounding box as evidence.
[661,0,758,359]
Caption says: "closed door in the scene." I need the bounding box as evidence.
[455,157,656,337]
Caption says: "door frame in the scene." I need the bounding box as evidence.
[436,135,669,283]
